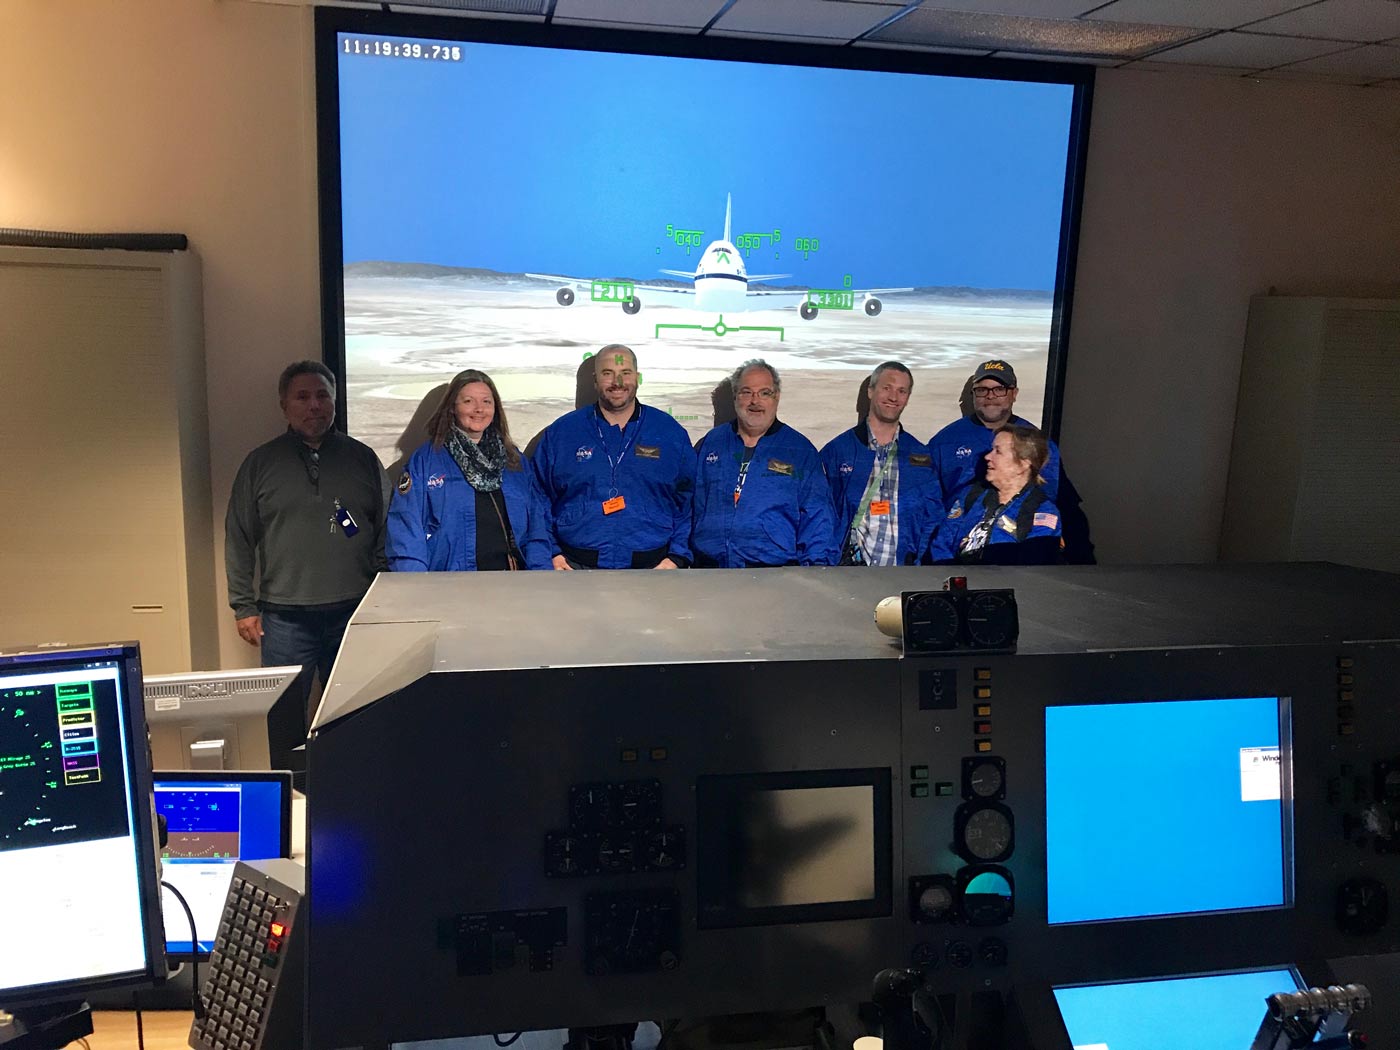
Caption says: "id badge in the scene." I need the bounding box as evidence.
[336,506,360,537]
[870,500,891,517]
[602,495,626,515]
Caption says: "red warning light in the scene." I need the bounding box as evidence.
[269,922,285,938]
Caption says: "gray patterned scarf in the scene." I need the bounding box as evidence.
[446,425,506,492]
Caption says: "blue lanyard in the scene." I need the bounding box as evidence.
[593,406,640,499]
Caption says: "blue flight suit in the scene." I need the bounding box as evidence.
[386,443,552,571]
[820,423,943,566]
[692,420,839,568]
[532,403,696,568]
[928,484,1063,565]
[928,414,1061,509]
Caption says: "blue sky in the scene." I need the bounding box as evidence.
[338,35,1075,291]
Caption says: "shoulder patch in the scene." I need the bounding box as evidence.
[1034,512,1059,530]
[396,470,412,495]
[635,444,661,459]
[908,453,931,467]
[947,506,963,519]
[767,459,794,476]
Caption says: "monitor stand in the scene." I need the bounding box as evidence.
[0,1001,93,1050]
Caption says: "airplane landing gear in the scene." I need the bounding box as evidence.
[864,297,883,316]
[622,296,642,315]
[799,302,818,321]
[556,287,575,306]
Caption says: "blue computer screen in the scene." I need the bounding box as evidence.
[155,778,286,953]
[1054,968,1299,1050]
[1045,697,1285,925]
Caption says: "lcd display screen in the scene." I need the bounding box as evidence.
[1054,967,1300,1050]
[1045,697,1287,924]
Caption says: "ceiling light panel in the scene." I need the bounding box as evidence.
[1088,0,1322,31]
[867,8,1204,57]
[713,0,903,39]
[552,0,728,29]
[1245,0,1400,42]
[1146,30,1356,66]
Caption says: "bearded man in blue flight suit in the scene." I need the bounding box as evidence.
[820,361,942,566]
[928,359,1061,509]
[692,359,839,568]
[532,344,696,569]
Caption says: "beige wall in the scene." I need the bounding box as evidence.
[4,0,1399,668]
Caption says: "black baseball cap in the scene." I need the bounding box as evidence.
[971,360,1017,387]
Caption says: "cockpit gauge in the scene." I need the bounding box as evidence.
[953,801,1014,864]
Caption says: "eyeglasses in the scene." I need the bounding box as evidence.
[972,386,1012,400]
[736,388,777,401]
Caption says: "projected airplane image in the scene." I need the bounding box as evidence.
[527,195,911,324]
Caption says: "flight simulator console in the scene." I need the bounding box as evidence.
[304,564,1400,1050]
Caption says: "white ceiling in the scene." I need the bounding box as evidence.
[346,0,1400,86]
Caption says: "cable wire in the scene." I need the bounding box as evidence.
[494,1033,522,1046]
[160,880,205,1020]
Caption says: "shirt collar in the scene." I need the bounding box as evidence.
[728,417,784,439]
[595,401,642,428]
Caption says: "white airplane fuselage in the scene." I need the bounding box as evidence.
[692,239,750,314]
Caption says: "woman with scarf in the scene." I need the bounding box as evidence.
[928,424,1063,565]
[387,369,552,571]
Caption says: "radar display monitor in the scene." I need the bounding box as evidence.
[0,642,167,1004]
[695,768,892,928]
[1053,967,1301,1050]
[154,770,293,955]
[1045,696,1288,925]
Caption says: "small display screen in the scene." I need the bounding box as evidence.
[155,773,291,954]
[1045,696,1287,924]
[696,769,891,928]
[1054,967,1300,1050]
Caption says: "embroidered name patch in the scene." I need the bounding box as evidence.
[908,453,931,467]
[396,471,412,494]
[767,459,794,476]
[635,445,661,459]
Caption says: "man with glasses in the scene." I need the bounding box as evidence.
[692,359,838,568]
[532,344,695,569]
[225,360,387,778]
[821,362,943,566]
[928,359,1061,511]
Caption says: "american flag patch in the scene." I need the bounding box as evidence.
[1034,512,1059,529]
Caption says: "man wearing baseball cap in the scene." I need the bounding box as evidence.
[927,359,1061,511]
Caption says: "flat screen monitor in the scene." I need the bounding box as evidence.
[1045,696,1288,925]
[143,666,301,772]
[696,768,892,928]
[1053,967,1301,1050]
[319,12,1090,461]
[154,770,293,956]
[0,642,167,1004]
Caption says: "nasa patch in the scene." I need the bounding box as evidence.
[705,451,719,465]
[839,462,854,476]
[575,446,594,462]
[396,471,412,495]
[947,506,963,519]
[956,446,974,459]
[427,473,446,489]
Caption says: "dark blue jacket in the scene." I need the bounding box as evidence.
[927,414,1060,509]
[692,420,838,568]
[386,443,552,571]
[820,423,943,566]
[532,403,695,568]
[929,483,1062,564]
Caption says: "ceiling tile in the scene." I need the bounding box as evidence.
[1088,0,1318,31]
[1126,59,1257,75]
[1245,0,1400,42]
[1145,30,1354,66]
[712,0,902,38]
[851,40,995,54]
[867,7,1204,57]
[1279,41,1400,75]
[908,0,1104,15]
[989,49,1122,64]
[1250,67,1375,83]
[552,0,727,29]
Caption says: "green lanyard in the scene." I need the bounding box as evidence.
[847,437,897,545]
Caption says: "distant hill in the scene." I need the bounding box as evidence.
[343,261,1051,300]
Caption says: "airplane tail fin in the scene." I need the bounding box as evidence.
[724,193,732,244]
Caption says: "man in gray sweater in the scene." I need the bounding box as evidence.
[225,360,386,777]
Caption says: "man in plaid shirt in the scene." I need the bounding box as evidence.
[820,362,943,566]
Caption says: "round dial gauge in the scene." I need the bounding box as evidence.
[905,594,960,651]
[955,803,1014,863]
[917,883,954,921]
[967,759,1004,799]
[965,592,1018,649]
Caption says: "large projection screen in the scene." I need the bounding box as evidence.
[316,12,1092,467]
